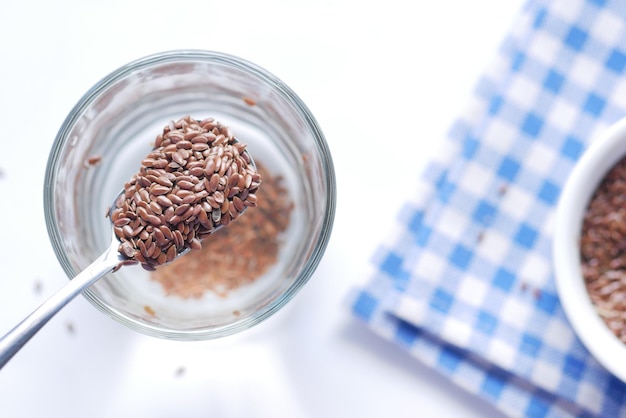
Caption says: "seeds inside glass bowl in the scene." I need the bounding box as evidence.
[150,161,293,298]
[580,155,626,343]
[109,115,261,271]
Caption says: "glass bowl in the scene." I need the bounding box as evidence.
[553,116,626,382]
[43,50,336,340]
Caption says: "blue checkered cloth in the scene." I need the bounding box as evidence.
[349,0,626,417]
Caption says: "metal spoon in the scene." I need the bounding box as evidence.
[0,191,164,370]
[0,122,257,369]
[0,170,248,370]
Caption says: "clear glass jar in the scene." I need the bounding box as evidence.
[43,50,336,340]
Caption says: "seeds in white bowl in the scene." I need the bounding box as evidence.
[109,115,261,271]
[580,155,626,343]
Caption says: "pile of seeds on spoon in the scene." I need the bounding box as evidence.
[580,156,626,343]
[109,115,261,271]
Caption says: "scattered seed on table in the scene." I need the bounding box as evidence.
[33,279,43,295]
[66,321,75,335]
[174,366,186,377]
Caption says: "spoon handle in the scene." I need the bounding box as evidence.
[0,243,120,370]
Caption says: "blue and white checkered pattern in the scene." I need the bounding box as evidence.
[350,0,626,417]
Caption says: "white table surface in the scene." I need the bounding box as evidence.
[0,1,526,416]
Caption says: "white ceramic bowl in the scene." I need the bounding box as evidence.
[554,116,626,382]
